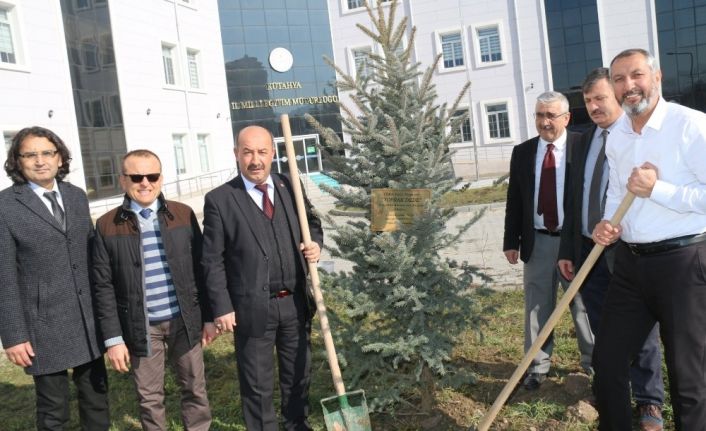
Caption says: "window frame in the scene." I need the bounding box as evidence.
[451,108,473,143]
[481,99,513,144]
[348,45,373,79]
[172,133,187,175]
[433,28,467,73]
[186,48,201,90]
[161,42,179,87]
[471,21,507,68]
[197,133,210,173]
[0,2,28,71]
[340,0,390,15]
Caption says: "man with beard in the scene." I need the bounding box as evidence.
[592,48,706,429]
[202,125,323,430]
[504,91,594,390]
[558,67,664,430]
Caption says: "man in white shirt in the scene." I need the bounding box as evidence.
[503,91,594,390]
[593,48,706,430]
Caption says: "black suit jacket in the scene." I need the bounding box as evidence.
[558,126,597,266]
[503,132,579,263]
[201,173,323,337]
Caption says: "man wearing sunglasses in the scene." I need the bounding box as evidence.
[92,149,216,431]
[0,126,110,430]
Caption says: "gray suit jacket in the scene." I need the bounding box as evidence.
[0,182,102,375]
[201,173,323,338]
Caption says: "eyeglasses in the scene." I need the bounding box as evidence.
[534,112,569,121]
[123,173,161,183]
[18,150,59,160]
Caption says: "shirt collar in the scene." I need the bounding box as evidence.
[539,129,567,150]
[28,180,60,197]
[130,199,160,214]
[616,97,667,135]
[242,175,274,192]
[596,111,625,136]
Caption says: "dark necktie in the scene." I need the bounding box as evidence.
[588,129,609,230]
[139,208,153,219]
[255,184,274,220]
[537,143,558,232]
[43,191,66,230]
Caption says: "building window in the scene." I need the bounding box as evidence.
[0,7,17,64]
[197,134,210,172]
[4,131,16,152]
[162,44,176,85]
[440,32,464,69]
[477,26,502,63]
[173,134,187,174]
[352,46,372,78]
[347,0,364,10]
[187,49,200,89]
[98,157,115,189]
[453,109,473,142]
[485,102,510,139]
[100,34,114,65]
[82,41,99,72]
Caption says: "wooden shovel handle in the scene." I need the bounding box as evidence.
[476,191,635,431]
[280,114,347,397]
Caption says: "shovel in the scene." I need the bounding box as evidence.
[473,191,636,431]
[280,114,372,431]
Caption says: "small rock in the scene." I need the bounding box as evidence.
[566,400,599,423]
[564,372,591,396]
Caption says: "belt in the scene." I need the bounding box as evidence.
[535,228,561,237]
[270,289,292,299]
[625,233,706,256]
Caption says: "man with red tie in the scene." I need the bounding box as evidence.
[503,91,594,390]
[202,125,323,430]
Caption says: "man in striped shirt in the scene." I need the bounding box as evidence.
[92,149,216,431]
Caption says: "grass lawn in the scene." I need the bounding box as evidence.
[0,287,670,430]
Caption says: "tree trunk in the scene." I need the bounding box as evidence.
[420,363,436,413]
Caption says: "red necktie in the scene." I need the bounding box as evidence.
[537,143,558,231]
[255,184,274,219]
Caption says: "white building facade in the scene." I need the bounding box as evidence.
[0,0,696,188]
[0,0,234,202]
[328,0,660,179]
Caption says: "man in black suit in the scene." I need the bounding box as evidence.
[503,92,593,390]
[558,68,664,430]
[0,126,109,430]
[202,125,323,431]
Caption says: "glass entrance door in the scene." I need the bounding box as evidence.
[273,134,322,175]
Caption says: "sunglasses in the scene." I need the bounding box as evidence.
[123,173,161,183]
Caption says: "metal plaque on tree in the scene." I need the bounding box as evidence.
[370,188,432,232]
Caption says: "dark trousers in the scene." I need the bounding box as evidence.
[594,241,706,430]
[579,240,664,406]
[236,291,312,431]
[33,357,109,431]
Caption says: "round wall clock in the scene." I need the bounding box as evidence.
[269,47,294,72]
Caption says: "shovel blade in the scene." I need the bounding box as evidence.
[321,389,371,431]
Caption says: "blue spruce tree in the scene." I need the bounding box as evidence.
[306,0,489,413]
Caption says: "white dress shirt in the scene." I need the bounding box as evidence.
[533,130,567,230]
[242,175,276,210]
[604,98,706,243]
[29,180,64,214]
